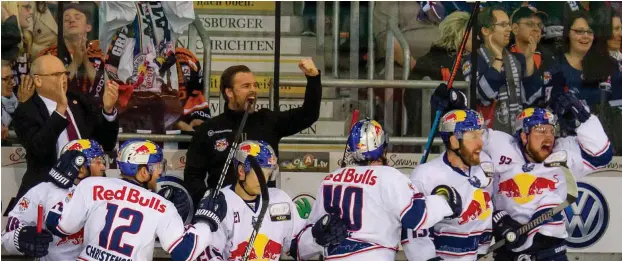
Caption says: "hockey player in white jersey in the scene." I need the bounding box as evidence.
[197,140,305,261]
[437,88,612,260]
[293,119,464,260]
[43,139,228,261]
[403,109,494,261]
[2,139,107,260]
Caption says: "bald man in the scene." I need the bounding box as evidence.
[11,55,120,203]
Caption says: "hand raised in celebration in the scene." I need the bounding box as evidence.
[103,80,119,114]
[298,58,320,77]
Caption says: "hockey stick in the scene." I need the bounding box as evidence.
[242,155,270,261]
[213,101,254,198]
[478,151,579,260]
[340,110,360,168]
[421,1,480,164]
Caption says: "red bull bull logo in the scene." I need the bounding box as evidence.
[134,142,157,154]
[239,143,261,157]
[518,108,535,120]
[458,189,492,225]
[18,198,29,211]
[57,228,84,246]
[370,120,383,135]
[497,173,559,204]
[445,110,468,123]
[67,140,92,151]
[229,234,282,261]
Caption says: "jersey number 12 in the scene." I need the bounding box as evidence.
[323,185,363,231]
[98,203,144,257]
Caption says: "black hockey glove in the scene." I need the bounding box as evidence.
[193,189,227,232]
[492,210,527,249]
[431,83,468,113]
[312,213,349,247]
[14,224,53,257]
[432,185,462,219]
[550,92,590,132]
[49,150,86,189]
[158,185,192,224]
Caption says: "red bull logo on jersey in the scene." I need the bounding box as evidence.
[324,168,378,186]
[67,140,92,151]
[228,234,283,261]
[215,138,229,152]
[445,110,468,123]
[458,189,492,225]
[497,173,559,204]
[18,197,29,211]
[93,185,167,213]
[57,228,84,246]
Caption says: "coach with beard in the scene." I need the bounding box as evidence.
[183,58,322,206]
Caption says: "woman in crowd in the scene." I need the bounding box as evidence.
[1,1,34,100]
[404,11,471,138]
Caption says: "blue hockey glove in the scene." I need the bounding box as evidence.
[49,150,85,189]
[193,189,227,232]
[550,92,590,132]
[492,210,527,249]
[14,224,53,257]
[431,83,467,113]
[311,213,349,247]
[432,185,462,219]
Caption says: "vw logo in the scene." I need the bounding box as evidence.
[563,182,609,248]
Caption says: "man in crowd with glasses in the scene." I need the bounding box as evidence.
[466,6,540,134]
[11,55,119,204]
[510,6,556,83]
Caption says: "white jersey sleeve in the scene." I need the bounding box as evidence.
[401,166,441,261]
[381,169,451,231]
[283,192,306,255]
[294,184,327,260]
[51,181,89,236]
[554,115,612,179]
[156,207,213,261]
[1,185,44,254]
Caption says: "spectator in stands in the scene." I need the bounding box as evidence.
[30,2,58,57]
[38,3,104,102]
[543,11,621,109]
[2,60,17,140]
[604,8,622,111]
[184,59,322,207]
[510,7,556,76]
[11,55,119,203]
[405,11,471,137]
[2,1,33,90]
[472,6,539,134]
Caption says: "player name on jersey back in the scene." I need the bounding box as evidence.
[323,168,378,186]
[93,185,167,213]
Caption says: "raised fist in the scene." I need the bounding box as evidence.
[298,58,319,77]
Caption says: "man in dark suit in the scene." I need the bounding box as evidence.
[12,55,120,201]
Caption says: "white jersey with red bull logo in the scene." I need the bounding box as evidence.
[484,115,612,252]
[295,165,453,261]
[197,186,304,261]
[45,177,213,261]
[2,182,84,261]
[402,152,494,261]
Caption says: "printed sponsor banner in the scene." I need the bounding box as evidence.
[207,74,306,97]
[178,36,302,55]
[197,15,291,33]
[194,1,275,11]
[279,152,330,173]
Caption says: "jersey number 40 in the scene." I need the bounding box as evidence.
[323,185,363,231]
[98,203,144,257]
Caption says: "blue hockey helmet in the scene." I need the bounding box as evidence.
[61,139,105,168]
[438,109,485,143]
[346,119,388,162]
[234,140,278,174]
[117,139,165,176]
[514,107,557,134]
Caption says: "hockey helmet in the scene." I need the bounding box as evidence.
[346,119,388,162]
[514,107,557,134]
[234,140,278,174]
[439,109,485,143]
[118,139,165,176]
[61,139,105,167]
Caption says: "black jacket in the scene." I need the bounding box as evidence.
[12,91,119,201]
[184,73,322,205]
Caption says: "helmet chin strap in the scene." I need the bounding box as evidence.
[238,173,258,198]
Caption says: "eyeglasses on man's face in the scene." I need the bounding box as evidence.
[34,71,71,78]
